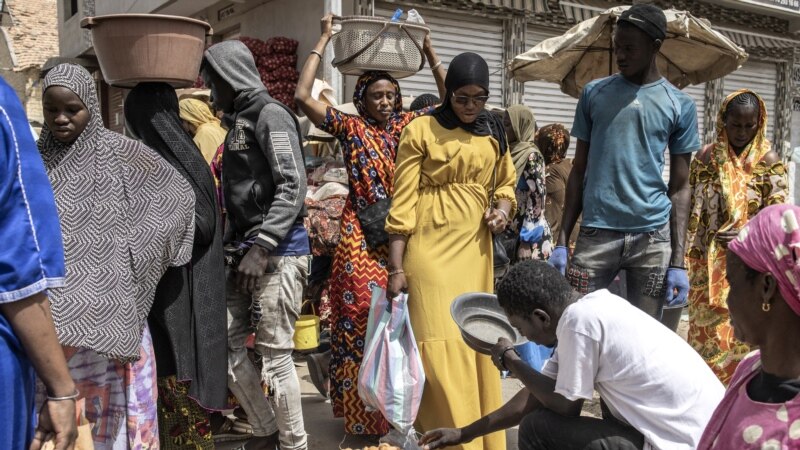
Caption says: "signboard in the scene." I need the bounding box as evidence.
[218,4,236,21]
[749,0,800,12]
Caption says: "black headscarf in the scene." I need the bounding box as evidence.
[124,82,228,410]
[432,52,508,155]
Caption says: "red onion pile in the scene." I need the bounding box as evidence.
[193,36,300,111]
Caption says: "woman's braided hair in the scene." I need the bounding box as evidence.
[723,92,759,122]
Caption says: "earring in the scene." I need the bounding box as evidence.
[762,301,771,312]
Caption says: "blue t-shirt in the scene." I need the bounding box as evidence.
[571,75,700,232]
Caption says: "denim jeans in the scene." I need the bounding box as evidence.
[518,403,645,450]
[226,254,310,450]
[567,223,670,319]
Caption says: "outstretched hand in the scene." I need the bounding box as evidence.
[320,14,334,38]
[418,428,463,450]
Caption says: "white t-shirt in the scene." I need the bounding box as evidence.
[541,290,724,450]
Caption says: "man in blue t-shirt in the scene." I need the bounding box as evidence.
[550,4,700,322]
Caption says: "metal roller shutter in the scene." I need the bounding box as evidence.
[723,60,777,142]
[374,5,505,106]
[661,82,706,182]
[522,27,580,158]
[684,83,706,144]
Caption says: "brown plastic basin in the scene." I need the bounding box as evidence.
[81,14,212,88]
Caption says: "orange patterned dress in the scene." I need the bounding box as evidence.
[686,89,787,384]
[317,72,431,435]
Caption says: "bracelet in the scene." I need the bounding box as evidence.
[47,389,79,402]
[310,50,323,59]
[498,346,520,371]
[496,209,509,221]
[430,60,443,71]
[388,269,404,277]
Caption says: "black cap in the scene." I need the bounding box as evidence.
[618,4,667,41]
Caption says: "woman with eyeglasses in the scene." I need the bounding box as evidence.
[685,90,787,385]
[386,52,517,450]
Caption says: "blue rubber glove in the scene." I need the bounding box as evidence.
[548,246,568,275]
[664,267,689,306]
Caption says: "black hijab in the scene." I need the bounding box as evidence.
[432,52,508,155]
[124,82,228,409]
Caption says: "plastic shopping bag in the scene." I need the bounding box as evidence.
[359,287,425,441]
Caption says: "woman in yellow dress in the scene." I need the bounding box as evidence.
[386,52,517,450]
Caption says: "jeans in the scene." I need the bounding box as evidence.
[226,254,310,450]
[518,403,645,450]
[567,223,671,319]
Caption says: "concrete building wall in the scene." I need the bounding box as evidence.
[58,0,93,57]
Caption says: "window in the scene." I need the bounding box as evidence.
[64,0,78,18]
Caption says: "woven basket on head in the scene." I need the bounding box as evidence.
[331,16,429,79]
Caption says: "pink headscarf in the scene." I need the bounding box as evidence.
[728,204,800,315]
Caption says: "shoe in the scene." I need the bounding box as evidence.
[306,352,329,399]
[213,417,253,443]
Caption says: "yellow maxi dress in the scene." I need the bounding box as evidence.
[386,116,517,450]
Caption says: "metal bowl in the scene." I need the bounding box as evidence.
[451,292,527,355]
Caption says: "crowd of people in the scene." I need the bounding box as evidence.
[1,3,798,450]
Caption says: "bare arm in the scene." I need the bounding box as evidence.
[294,15,335,127]
[668,153,692,267]
[422,33,447,100]
[557,139,588,246]
[2,292,78,450]
[419,389,539,449]
[1,293,74,398]
[386,235,409,299]
[460,389,541,442]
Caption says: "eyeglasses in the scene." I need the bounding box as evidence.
[452,93,490,106]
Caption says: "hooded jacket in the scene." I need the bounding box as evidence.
[204,40,307,250]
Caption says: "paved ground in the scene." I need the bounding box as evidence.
[216,359,521,450]
[219,310,689,450]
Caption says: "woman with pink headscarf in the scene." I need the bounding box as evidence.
[698,204,800,449]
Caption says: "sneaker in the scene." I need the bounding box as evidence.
[306,352,329,399]
[212,417,253,443]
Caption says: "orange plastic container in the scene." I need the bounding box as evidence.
[81,14,212,88]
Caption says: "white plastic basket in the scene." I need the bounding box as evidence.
[331,16,430,79]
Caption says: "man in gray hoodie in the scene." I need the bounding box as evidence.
[202,40,309,450]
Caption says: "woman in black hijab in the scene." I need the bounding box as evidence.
[385,53,517,450]
[124,82,227,449]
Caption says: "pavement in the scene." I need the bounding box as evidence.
[216,357,521,450]
[218,311,689,450]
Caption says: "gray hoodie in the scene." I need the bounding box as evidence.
[204,40,307,251]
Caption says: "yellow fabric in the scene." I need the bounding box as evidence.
[179,98,226,164]
[192,123,227,164]
[387,116,516,450]
[686,89,787,383]
[179,98,218,128]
